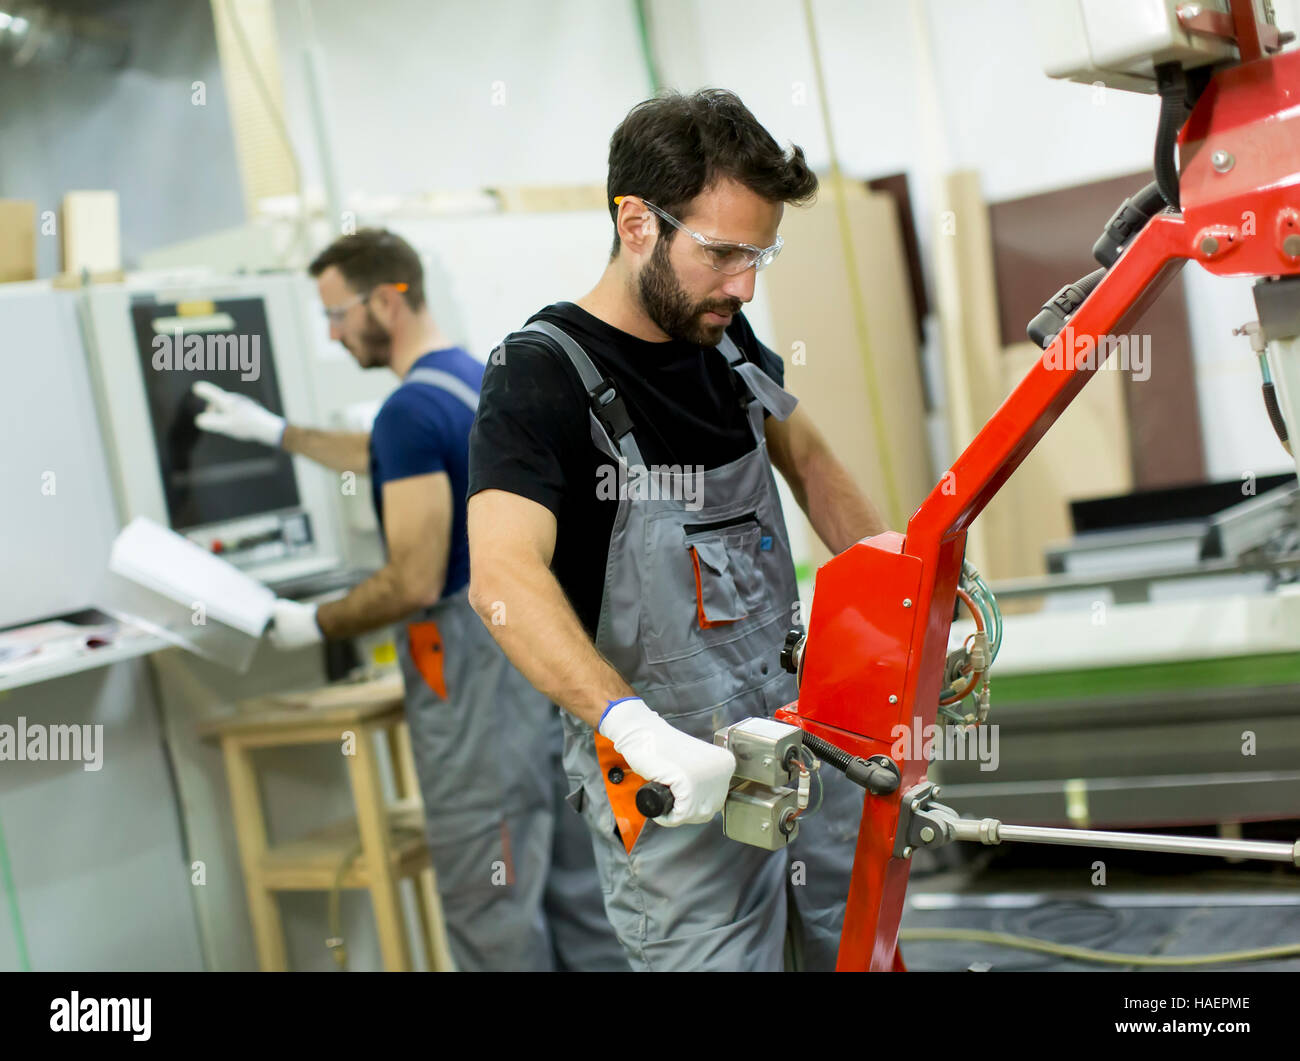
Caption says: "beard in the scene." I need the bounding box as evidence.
[347,306,393,368]
[636,236,742,347]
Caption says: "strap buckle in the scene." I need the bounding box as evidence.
[729,369,756,411]
[589,377,634,441]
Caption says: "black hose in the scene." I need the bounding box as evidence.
[801,730,853,771]
[1263,382,1291,449]
[800,731,900,795]
[1132,181,1171,218]
[1027,267,1109,349]
[1093,181,1168,267]
[1154,63,1193,210]
[1154,97,1183,209]
[1071,267,1107,301]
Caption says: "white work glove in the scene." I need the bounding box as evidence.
[267,599,323,650]
[599,697,736,828]
[192,381,286,447]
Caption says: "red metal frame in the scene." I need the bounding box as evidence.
[776,23,1300,971]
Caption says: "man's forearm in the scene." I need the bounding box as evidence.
[281,425,370,473]
[316,563,437,640]
[800,447,890,555]
[469,562,634,728]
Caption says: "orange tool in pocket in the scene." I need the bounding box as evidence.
[594,733,650,855]
[406,620,448,699]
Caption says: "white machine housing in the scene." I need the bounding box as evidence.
[1031,0,1264,92]
[80,273,347,588]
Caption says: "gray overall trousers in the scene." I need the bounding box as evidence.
[393,366,628,972]
[523,322,865,972]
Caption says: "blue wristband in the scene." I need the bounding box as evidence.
[598,696,639,733]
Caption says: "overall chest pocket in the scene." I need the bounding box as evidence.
[685,517,764,626]
[641,510,781,665]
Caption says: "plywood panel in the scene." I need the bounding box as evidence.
[61,191,121,275]
[980,342,1134,580]
[211,0,298,214]
[0,200,36,283]
[932,170,1016,578]
[763,187,933,569]
[936,172,1139,583]
[989,172,1205,488]
[867,174,930,352]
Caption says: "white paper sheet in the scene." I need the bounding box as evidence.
[108,517,275,637]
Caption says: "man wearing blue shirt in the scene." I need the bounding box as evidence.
[192,228,625,972]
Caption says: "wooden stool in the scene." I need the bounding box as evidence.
[200,675,454,971]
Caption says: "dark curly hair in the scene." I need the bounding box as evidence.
[606,88,818,256]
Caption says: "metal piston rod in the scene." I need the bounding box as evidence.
[895,782,1300,866]
[954,818,1300,865]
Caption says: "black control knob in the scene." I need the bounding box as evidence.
[780,629,805,676]
[635,782,675,818]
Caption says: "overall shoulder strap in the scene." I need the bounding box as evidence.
[518,320,646,467]
[402,366,480,413]
[716,332,799,423]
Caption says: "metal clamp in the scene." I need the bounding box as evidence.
[891,781,960,859]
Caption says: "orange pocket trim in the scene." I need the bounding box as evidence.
[406,620,448,699]
[689,545,736,630]
[595,733,649,855]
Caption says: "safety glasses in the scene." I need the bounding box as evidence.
[614,195,784,275]
[322,282,408,324]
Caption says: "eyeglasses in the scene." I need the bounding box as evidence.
[322,282,408,324]
[614,196,784,275]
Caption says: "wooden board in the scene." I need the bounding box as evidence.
[932,170,1015,577]
[934,173,1138,583]
[989,172,1205,488]
[211,0,297,214]
[491,184,607,212]
[867,174,930,354]
[0,200,36,283]
[61,191,121,275]
[763,186,934,568]
[980,341,1134,582]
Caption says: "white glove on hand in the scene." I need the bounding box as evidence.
[599,697,736,827]
[268,599,323,650]
[192,381,286,447]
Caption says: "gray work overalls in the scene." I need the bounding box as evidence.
[393,366,628,972]
[522,321,865,972]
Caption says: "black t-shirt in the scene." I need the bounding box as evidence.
[467,301,785,639]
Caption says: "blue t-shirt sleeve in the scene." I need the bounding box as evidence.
[370,387,448,485]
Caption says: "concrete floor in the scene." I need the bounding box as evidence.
[897,821,1300,972]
